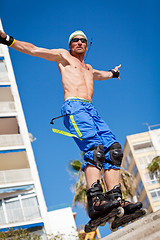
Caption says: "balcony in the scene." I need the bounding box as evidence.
[0,59,10,83]
[0,101,16,114]
[0,168,33,185]
[0,150,30,171]
[0,134,24,148]
[0,72,10,82]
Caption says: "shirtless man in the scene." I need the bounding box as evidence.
[0,30,141,223]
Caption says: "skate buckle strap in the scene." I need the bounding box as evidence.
[89,190,103,197]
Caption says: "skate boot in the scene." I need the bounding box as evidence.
[105,184,147,231]
[84,180,123,233]
[86,180,120,219]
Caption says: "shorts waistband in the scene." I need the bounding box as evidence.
[65,97,91,104]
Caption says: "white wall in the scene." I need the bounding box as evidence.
[47,207,78,239]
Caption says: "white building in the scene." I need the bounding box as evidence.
[122,127,160,213]
[0,20,77,239]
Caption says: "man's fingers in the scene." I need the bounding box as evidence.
[116,64,121,69]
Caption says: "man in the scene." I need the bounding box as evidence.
[0,30,142,223]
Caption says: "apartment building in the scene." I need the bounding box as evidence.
[0,20,51,238]
[122,127,160,213]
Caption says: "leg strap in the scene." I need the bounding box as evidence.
[85,145,106,171]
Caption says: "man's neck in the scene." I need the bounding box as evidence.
[71,52,85,63]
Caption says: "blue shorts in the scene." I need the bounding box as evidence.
[61,98,120,171]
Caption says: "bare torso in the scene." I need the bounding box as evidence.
[57,50,94,102]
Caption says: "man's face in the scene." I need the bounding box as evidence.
[69,35,87,55]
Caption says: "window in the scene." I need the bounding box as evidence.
[143,172,159,185]
[133,141,154,154]
[135,180,144,199]
[0,200,5,224]
[5,196,24,223]
[123,151,132,170]
[149,188,160,202]
[138,179,144,193]
[132,164,138,177]
[0,185,41,224]
[143,196,150,209]
[135,188,141,199]
[22,194,41,220]
[137,154,156,169]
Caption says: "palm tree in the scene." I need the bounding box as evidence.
[67,158,88,210]
[120,169,136,199]
[68,156,136,209]
[147,156,160,179]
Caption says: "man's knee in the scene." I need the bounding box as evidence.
[109,143,123,167]
[84,144,106,171]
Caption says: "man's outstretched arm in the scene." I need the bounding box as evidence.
[0,30,67,62]
[93,64,121,80]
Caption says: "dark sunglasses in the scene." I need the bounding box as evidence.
[71,38,87,43]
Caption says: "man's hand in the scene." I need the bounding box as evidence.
[114,64,121,80]
[108,64,121,80]
[0,30,15,47]
[0,30,7,38]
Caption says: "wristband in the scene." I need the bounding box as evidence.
[0,35,15,47]
[108,69,120,78]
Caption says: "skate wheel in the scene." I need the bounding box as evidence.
[117,207,124,218]
[143,208,148,215]
[100,221,106,226]
[110,224,118,232]
[84,224,93,233]
[84,224,97,233]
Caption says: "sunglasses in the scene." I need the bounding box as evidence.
[71,38,87,43]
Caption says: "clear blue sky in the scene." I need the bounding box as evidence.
[1,0,160,237]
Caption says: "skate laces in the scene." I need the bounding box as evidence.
[120,199,131,207]
[93,194,108,207]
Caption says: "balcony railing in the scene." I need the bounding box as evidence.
[0,134,24,147]
[0,73,10,82]
[0,101,16,113]
[0,168,33,185]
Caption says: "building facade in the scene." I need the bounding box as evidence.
[122,127,160,213]
[0,20,51,238]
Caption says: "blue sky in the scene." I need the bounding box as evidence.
[1,0,160,237]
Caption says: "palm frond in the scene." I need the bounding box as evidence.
[120,168,135,199]
[147,156,160,173]
[67,159,82,176]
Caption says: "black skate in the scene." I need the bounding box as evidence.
[84,180,124,233]
[105,184,148,231]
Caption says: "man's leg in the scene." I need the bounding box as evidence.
[104,168,120,190]
[84,165,101,188]
[84,165,120,219]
